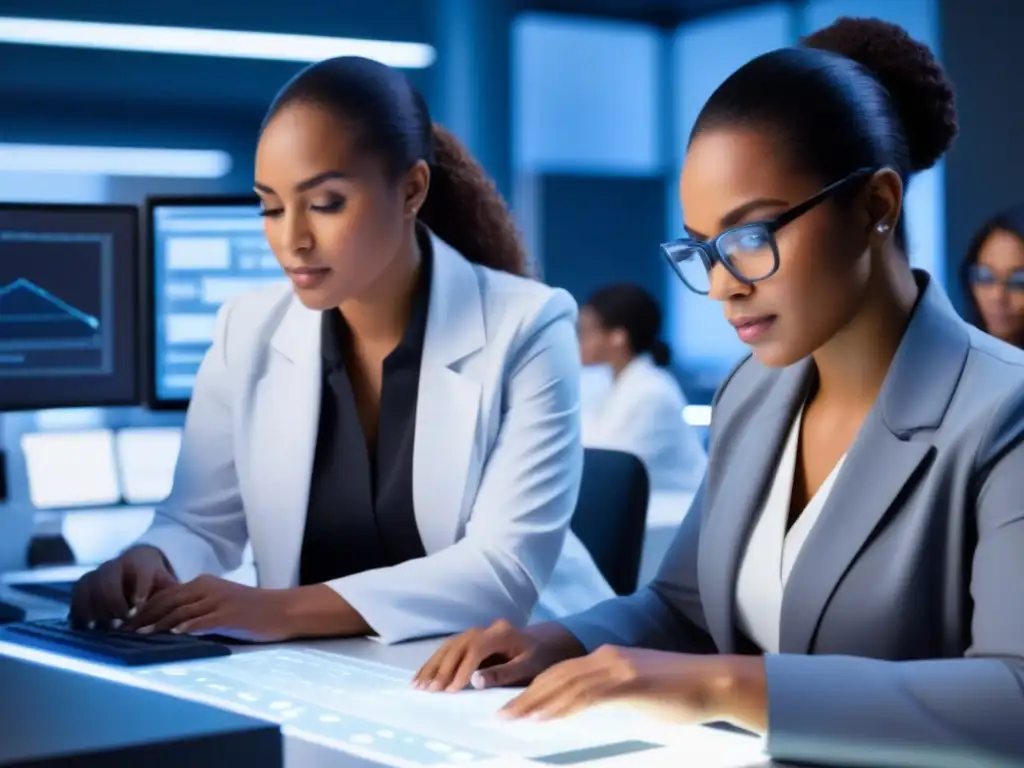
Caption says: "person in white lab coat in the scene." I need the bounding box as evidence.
[577,284,706,493]
[69,56,613,644]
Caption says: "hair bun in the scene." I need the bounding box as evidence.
[802,17,957,172]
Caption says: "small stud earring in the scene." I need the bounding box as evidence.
[876,223,890,233]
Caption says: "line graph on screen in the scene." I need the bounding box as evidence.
[0,278,101,351]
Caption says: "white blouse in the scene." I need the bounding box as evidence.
[735,404,847,653]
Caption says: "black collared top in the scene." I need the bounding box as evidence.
[298,243,432,586]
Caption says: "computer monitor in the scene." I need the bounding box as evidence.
[0,203,139,410]
[145,197,286,409]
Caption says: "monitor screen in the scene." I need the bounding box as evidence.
[147,198,286,408]
[0,203,139,410]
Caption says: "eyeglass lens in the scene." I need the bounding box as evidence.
[666,224,777,294]
[969,265,1024,292]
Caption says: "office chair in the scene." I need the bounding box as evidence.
[571,448,650,596]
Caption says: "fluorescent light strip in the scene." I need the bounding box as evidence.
[0,17,436,68]
[0,144,232,178]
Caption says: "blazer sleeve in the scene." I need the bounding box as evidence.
[325,292,585,644]
[133,302,248,581]
[765,387,1024,768]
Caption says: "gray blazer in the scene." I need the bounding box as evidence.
[560,274,1024,768]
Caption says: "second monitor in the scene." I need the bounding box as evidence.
[146,197,286,409]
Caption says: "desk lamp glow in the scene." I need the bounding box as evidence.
[0,16,436,68]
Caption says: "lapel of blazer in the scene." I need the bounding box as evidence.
[779,274,969,653]
[411,233,485,553]
[256,233,487,583]
[259,297,322,588]
[700,359,812,653]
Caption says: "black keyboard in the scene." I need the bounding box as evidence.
[8,581,76,604]
[0,619,232,666]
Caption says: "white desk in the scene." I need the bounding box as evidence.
[0,632,772,768]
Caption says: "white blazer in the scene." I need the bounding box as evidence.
[136,233,614,643]
[581,355,707,494]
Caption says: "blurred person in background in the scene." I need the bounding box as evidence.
[577,283,706,493]
[962,205,1024,347]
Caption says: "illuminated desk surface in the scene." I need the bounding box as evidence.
[0,633,772,768]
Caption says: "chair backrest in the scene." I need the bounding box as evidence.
[571,448,650,595]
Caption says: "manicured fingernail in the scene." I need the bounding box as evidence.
[137,625,154,634]
[110,619,122,629]
[127,606,138,618]
[470,671,485,690]
[428,681,442,692]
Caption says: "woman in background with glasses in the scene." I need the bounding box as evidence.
[962,205,1024,347]
[414,17,1024,767]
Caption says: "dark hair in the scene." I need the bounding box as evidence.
[262,56,527,276]
[960,205,1024,328]
[691,17,957,254]
[585,283,670,367]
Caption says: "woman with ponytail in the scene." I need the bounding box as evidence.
[72,56,613,643]
[577,283,706,493]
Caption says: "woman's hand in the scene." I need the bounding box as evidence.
[120,574,296,642]
[413,619,586,692]
[70,546,178,629]
[498,645,767,732]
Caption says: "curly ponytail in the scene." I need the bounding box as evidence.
[693,18,956,231]
[418,124,528,277]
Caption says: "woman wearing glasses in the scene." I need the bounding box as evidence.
[962,205,1024,347]
[413,17,1024,767]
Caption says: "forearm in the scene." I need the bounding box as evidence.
[286,585,373,639]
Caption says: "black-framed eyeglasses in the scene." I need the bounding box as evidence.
[967,264,1024,293]
[660,167,877,295]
